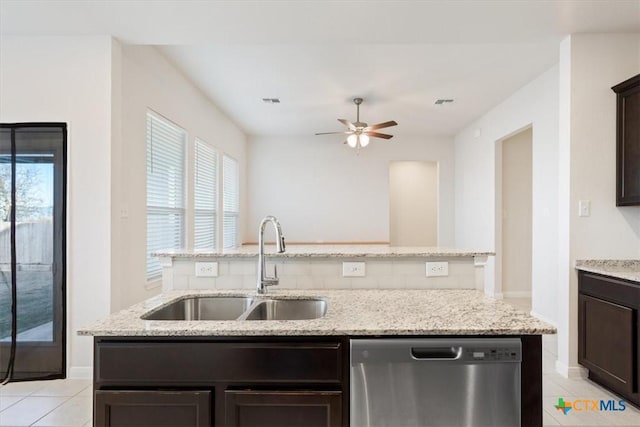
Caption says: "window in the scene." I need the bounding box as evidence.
[194,138,217,250]
[223,155,240,249]
[146,112,186,280]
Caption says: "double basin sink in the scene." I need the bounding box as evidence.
[142,296,327,321]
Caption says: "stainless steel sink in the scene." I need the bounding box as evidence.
[241,299,327,321]
[142,296,327,321]
[142,296,254,321]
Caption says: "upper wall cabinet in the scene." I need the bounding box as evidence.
[612,74,640,206]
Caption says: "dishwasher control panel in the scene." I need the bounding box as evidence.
[467,346,521,362]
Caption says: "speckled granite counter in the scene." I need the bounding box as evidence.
[153,245,494,259]
[78,289,554,337]
[575,259,640,283]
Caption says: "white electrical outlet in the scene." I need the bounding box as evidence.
[426,261,449,277]
[195,262,218,277]
[342,262,366,277]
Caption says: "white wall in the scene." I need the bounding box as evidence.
[0,38,248,375]
[389,161,438,246]
[247,135,455,245]
[557,33,640,376]
[0,35,114,377]
[111,45,248,311]
[454,65,559,324]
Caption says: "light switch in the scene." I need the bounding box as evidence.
[578,200,591,217]
[342,262,365,277]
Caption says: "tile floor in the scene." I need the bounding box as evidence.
[0,300,639,426]
[0,378,91,426]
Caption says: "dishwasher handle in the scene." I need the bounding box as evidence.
[411,346,463,360]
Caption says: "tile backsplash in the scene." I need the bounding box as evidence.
[160,256,485,292]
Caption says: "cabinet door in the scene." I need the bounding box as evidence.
[578,294,635,393]
[613,73,640,205]
[95,390,211,427]
[224,390,342,427]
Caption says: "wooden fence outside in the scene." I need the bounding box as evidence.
[0,220,52,270]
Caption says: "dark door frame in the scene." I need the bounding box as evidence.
[0,122,67,381]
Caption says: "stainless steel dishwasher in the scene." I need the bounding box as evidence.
[350,338,521,427]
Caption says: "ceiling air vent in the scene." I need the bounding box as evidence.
[434,99,454,105]
[262,98,280,104]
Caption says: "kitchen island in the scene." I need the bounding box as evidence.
[80,289,554,427]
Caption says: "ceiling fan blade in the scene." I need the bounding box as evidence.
[365,131,394,140]
[338,119,357,130]
[365,120,398,131]
[315,131,351,135]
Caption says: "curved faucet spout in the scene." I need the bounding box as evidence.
[257,216,286,294]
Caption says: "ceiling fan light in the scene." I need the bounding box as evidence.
[359,134,370,147]
[347,134,358,148]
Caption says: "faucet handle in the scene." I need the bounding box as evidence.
[273,264,278,279]
[280,236,286,252]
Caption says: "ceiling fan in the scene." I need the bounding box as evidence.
[315,98,397,152]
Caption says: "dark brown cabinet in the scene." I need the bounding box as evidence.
[578,294,634,393]
[578,271,640,406]
[95,390,212,427]
[224,390,342,427]
[612,73,640,206]
[93,337,347,427]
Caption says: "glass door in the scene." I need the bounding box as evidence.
[0,123,66,381]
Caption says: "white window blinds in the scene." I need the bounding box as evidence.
[194,138,217,250]
[223,155,240,249]
[146,112,186,280]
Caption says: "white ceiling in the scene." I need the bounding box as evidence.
[2,1,639,136]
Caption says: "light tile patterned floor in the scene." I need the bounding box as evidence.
[1,302,639,426]
[0,379,91,426]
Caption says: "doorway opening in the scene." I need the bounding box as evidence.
[496,127,532,304]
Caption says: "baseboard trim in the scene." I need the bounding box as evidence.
[555,360,588,379]
[68,366,92,379]
[502,291,532,298]
[529,310,558,328]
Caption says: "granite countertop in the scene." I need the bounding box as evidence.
[153,245,495,259]
[575,259,640,283]
[78,289,554,337]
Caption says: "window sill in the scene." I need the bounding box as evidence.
[145,278,162,291]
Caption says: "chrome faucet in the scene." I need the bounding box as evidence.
[257,216,286,294]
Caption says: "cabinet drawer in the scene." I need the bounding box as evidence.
[224,390,342,427]
[95,340,343,386]
[95,390,211,427]
[578,271,640,308]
